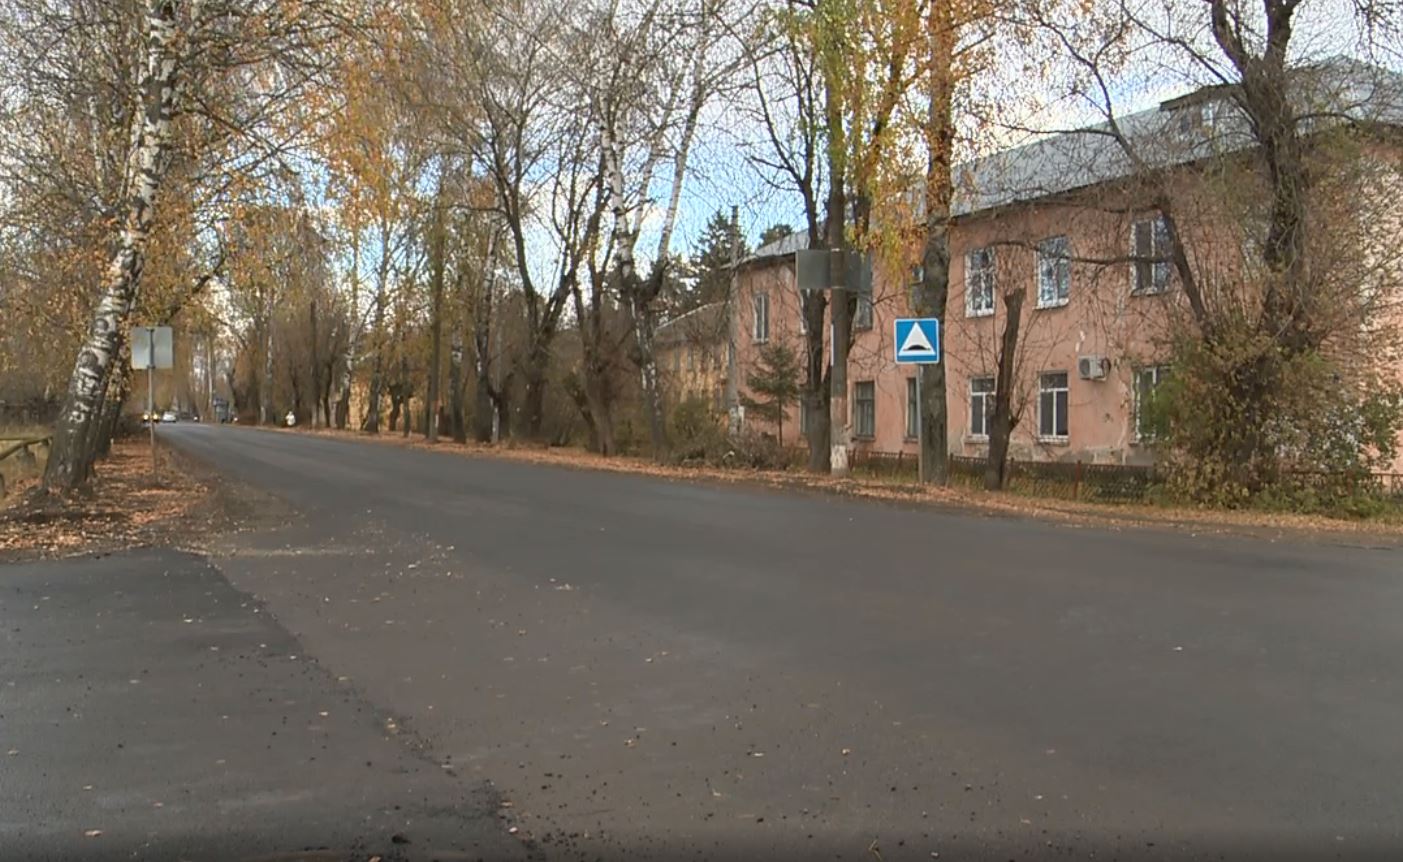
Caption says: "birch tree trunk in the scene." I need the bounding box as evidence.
[602,126,667,460]
[363,227,391,434]
[43,0,182,493]
[335,226,361,429]
[96,352,133,459]
[91,338,129,462]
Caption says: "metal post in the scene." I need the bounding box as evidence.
[916,372,925,483]
[147,328,156,478]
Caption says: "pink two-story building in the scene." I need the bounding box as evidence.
[727,68,1403,469]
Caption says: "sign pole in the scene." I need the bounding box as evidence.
[916,371,925,483]
[894,316,940,484]
[147,329,156,479]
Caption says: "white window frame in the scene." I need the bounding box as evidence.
[905,377,918,440]
[1038,371,1070,442]
[853,380,876,439]
[752,291,770,342]
[1036,235,1071,308]
[965,247,995,317]
[1133,364,1170,443]
[1130,216,1171,295]
[969,376,995,439]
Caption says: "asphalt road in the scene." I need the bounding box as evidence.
[1,547,520,862]
[20,422,1403,860]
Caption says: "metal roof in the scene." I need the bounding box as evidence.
[737,60,1403,250]
[656,300,728,345]
[951,58,1403,217]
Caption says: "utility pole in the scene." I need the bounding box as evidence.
[725,205,740,426]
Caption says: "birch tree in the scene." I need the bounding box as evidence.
[3,0,342,491]
[592,0,752,459]
[37,0,182,490]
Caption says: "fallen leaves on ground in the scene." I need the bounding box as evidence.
[0,438,218,561]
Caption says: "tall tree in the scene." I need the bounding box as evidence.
[686,209,750,313]
[1017,0,1403,497]
[16,0,341,491]
[40,0,182,491]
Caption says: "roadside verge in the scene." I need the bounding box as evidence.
[265,425,1403,545]
[0,435,267,562]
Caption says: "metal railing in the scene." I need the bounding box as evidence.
[948,454,1156,503]
[0,435,52,497]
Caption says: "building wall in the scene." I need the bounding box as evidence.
[946,201,1180,465]
[732,257,814,448]
[732,163,1403,471]
[657,338,726,412]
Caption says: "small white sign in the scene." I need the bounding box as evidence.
[130,326,174,370]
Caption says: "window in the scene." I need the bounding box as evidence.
[965,247,995,316]
[1131,216,1171,295]
[906,377,919,439]
[799,398,809,434]
[854,294,873,331]
[1038,372,1069,440]
[854,381,876,438]
[752,292,770,342]
[1037,235,1071,307]
[1133,365,1170,441]
[969,376,994,438]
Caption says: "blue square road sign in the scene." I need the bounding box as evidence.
[894,318,940,364]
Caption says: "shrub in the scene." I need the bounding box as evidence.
[668,395,726,462]
[1154,326,1403,512]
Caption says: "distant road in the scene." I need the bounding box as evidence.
[156,423,1403,860]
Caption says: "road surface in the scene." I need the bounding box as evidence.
[1,548,519,862]
[13,422,1403,860]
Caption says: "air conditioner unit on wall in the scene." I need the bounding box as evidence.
[1078,355,1110,380]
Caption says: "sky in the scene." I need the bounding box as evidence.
[323,0,1401,322]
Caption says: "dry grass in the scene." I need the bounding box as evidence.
[274,426,1403,543]
[0,436,219,561]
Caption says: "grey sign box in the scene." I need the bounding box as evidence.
[130,326,173,370]
[795,249,872,295]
